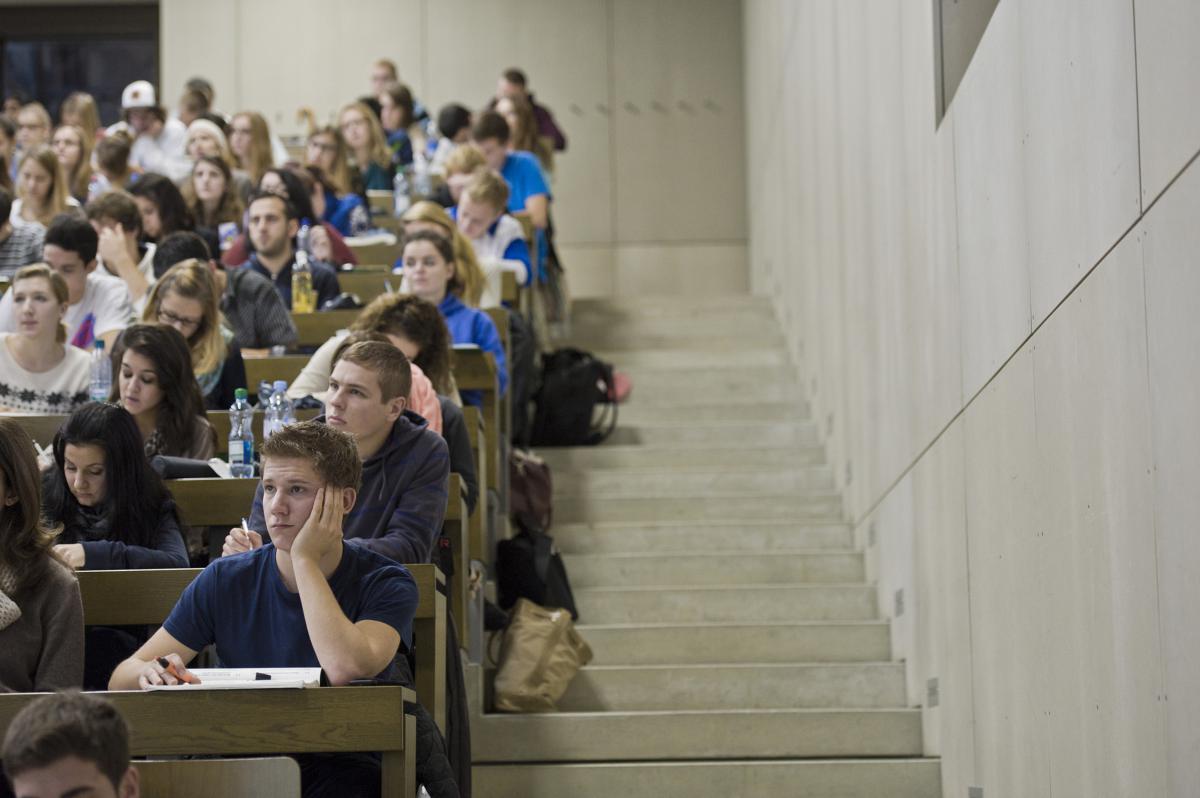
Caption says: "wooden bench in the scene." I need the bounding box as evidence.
[77,562,448,734]
[292,309,361,347]
[452,348,500,501]
[443,474,469,638]
[243,355,311,394]
[137,757,300,797]
[462,406,488,567]
[339,270,397,303]
[0,688,416,797]
[345,238,402,268]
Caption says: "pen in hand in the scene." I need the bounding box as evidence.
[241,517,253,549]
[156,656,201,685]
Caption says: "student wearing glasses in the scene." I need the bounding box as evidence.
[141,261,248,410]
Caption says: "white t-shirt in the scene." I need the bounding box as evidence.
[470,215,530,309]
[130,118,191,181]
[9,197,82,231]
[0,333,91,413]
[0,270,132,349]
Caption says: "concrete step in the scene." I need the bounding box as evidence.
[474,759,942,798]
[565,551,863,587]
[570,330,786,352]
[552,520,853,555]
[555,493,843,525]
[616,365,800,394]
[609,375,804,405]
[572,294,773,317]
[537,444,826,470]
[575,584,877,624]
[596,347,791,369]
[604,420,818,448]
[577,621,892,665]
[471,707,924,761]
[552,465,836,498]
[617,400,807,424]
[558,662,906,711]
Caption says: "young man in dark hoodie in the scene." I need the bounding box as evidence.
[223,340,450,564]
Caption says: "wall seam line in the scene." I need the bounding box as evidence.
[1131,0,1145,212]
[850,141,1200,530]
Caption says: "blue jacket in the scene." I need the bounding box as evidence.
[439,293,508,400]
[250,411,450,565]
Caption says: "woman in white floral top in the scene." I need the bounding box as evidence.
[0,263,89,414]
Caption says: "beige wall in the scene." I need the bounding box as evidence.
[745,0,1200,795]
[159,0,747,297]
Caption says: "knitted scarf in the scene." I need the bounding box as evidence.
[0,563,20,631]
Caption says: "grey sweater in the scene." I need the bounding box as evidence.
[0,559,84,692]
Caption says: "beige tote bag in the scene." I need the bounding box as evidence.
[493,598,593,712]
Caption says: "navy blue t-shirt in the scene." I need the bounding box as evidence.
[164,542,417,673]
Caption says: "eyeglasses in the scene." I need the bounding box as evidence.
[158,308,202,331]
[309,142,337,153]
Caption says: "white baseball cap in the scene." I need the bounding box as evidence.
[121,80,157,110]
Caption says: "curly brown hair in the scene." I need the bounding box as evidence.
[349,293,454,395]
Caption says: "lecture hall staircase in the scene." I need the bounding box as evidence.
[469,294,942,796]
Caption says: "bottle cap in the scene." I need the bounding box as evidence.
[234,388,248,399]
[94,339,105,350]
[273,380,288,391]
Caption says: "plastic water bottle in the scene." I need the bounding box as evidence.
[412,155,432,199]
[264,380,294,439]
[89,339,111,402]
[228,388,255,478]
[393,169,411,216]
[292,220,317,314]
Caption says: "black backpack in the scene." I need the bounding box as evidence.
[530,348,618,447]
[496,528,579,620]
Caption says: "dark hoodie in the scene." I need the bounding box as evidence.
[249,410,450,564]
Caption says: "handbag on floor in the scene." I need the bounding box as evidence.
[491,598,593,713]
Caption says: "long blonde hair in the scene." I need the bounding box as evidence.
[230,111,274,184]
[339,102,390,170]
[17,146,72,226]
[401,200,486,307]
[53,124,93,203]
[305,126,352,195]
[60,92,101,141]
[142,259,227,377]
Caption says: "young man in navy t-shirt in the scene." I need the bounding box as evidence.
[110,420,417,689]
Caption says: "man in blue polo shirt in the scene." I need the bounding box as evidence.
[239,190,340,310]
[109,421,417,797]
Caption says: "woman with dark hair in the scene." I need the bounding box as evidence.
[398,229,507,404]
[129,173,194,244]
[304,163,369,238]
[43,402,188,688]
[108,323,217,459]
[379,81,415,168]
[286,292,452,431]
[219,167,358,267]
[43,402,188,571]
[0,417,84,692]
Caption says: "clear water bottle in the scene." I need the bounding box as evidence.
[412,155,432,199]
[264,380,294,439]
[393,168,411,216]
[89,339,111,402]
[228,388,255,478]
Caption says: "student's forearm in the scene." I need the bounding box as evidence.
[526,196,548,229]
[108,253,149,301]
[292,558,389,684]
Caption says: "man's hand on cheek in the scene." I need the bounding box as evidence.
[290,486,344,564]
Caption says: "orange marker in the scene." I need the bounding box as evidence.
[156,657,201,685]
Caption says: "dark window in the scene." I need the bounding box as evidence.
[0,4,158,127]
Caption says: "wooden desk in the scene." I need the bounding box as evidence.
[292,310,360,347]
[0,412,64,447]
[76,563,447,736]
[452,348,499,502]
[0,688,417,797]
[137,757,300,798]
[345,240,402,268]
[339,270,396,303]
[443,474,469,641]
[462,406,488,566]
[501,270,519,307]
[243,355,310,394]
[168,478,259,527]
